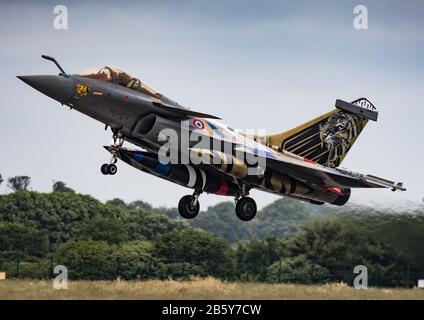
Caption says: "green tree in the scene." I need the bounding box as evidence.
[2,259,51,279]
[289,219,376,267]
[128,200,153,212]
[266,256,330,284]
[0,173,3,186]
[287,218,412,286]
[153,229,235,279]
[344,213,424,267]
[235,236,281,281]
[248,198,321,240]
[114,241,157,279]
[52,181,75,193]
[77,216,128,244]
[164,198,329,244]
[189,202,252,243]
[7,176,31,192]
[0,223,49,261]
[106,198,127,208]
[0,192,126,244]
[55,240,116,280]
[0,191,187,245]
[125,211,187,241]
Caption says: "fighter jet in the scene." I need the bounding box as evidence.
[17,55,405,221]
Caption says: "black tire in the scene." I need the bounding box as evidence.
[107,164,117,175]
[178,195,200,219]
[101,164,109,175]
[235,197,257,221]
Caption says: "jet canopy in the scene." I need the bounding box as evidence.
[78,66,162,99]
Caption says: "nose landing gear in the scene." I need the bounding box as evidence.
[178,191,201,219]
[101,130,124,176]
[101,163,117,175]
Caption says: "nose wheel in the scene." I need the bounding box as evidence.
[178,192,201,219]
[101,130,124,176]
[101,163,117,175]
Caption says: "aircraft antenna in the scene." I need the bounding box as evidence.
[41,55,68,77]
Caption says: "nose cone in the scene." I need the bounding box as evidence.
[17,75,74,104]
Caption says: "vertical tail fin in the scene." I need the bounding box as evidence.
[264,98,378,167]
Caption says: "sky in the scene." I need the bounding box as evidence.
[0,0,423,209]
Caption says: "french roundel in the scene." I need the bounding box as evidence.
[192,119,204,129]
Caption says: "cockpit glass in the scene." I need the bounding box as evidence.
[78,66,162,99]
[79,67,113,82]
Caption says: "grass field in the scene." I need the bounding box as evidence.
[1,278,424,300]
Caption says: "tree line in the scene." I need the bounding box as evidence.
[0,175,423,287]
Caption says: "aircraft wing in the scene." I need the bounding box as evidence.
[152,100,221,119]
[236,145,406,191]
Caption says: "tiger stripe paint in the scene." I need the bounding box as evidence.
[185,165,197,188]
[200,169,207,190]
[270,173,283,192]
[113,147,239,197]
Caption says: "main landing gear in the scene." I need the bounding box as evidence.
[235,197,257,221]
[178,191,201,219]
[177,186,257,221]
[101,129,124,176]
[234,184,257,221]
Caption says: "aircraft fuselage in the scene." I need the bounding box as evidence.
[18,57,405,221]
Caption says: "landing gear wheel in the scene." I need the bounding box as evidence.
[101,129,124,176]
[101,163,117,175]
[107,164,117,175]
[178,195,200,219]
[101,164,109,175]
[235,197,257,221]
